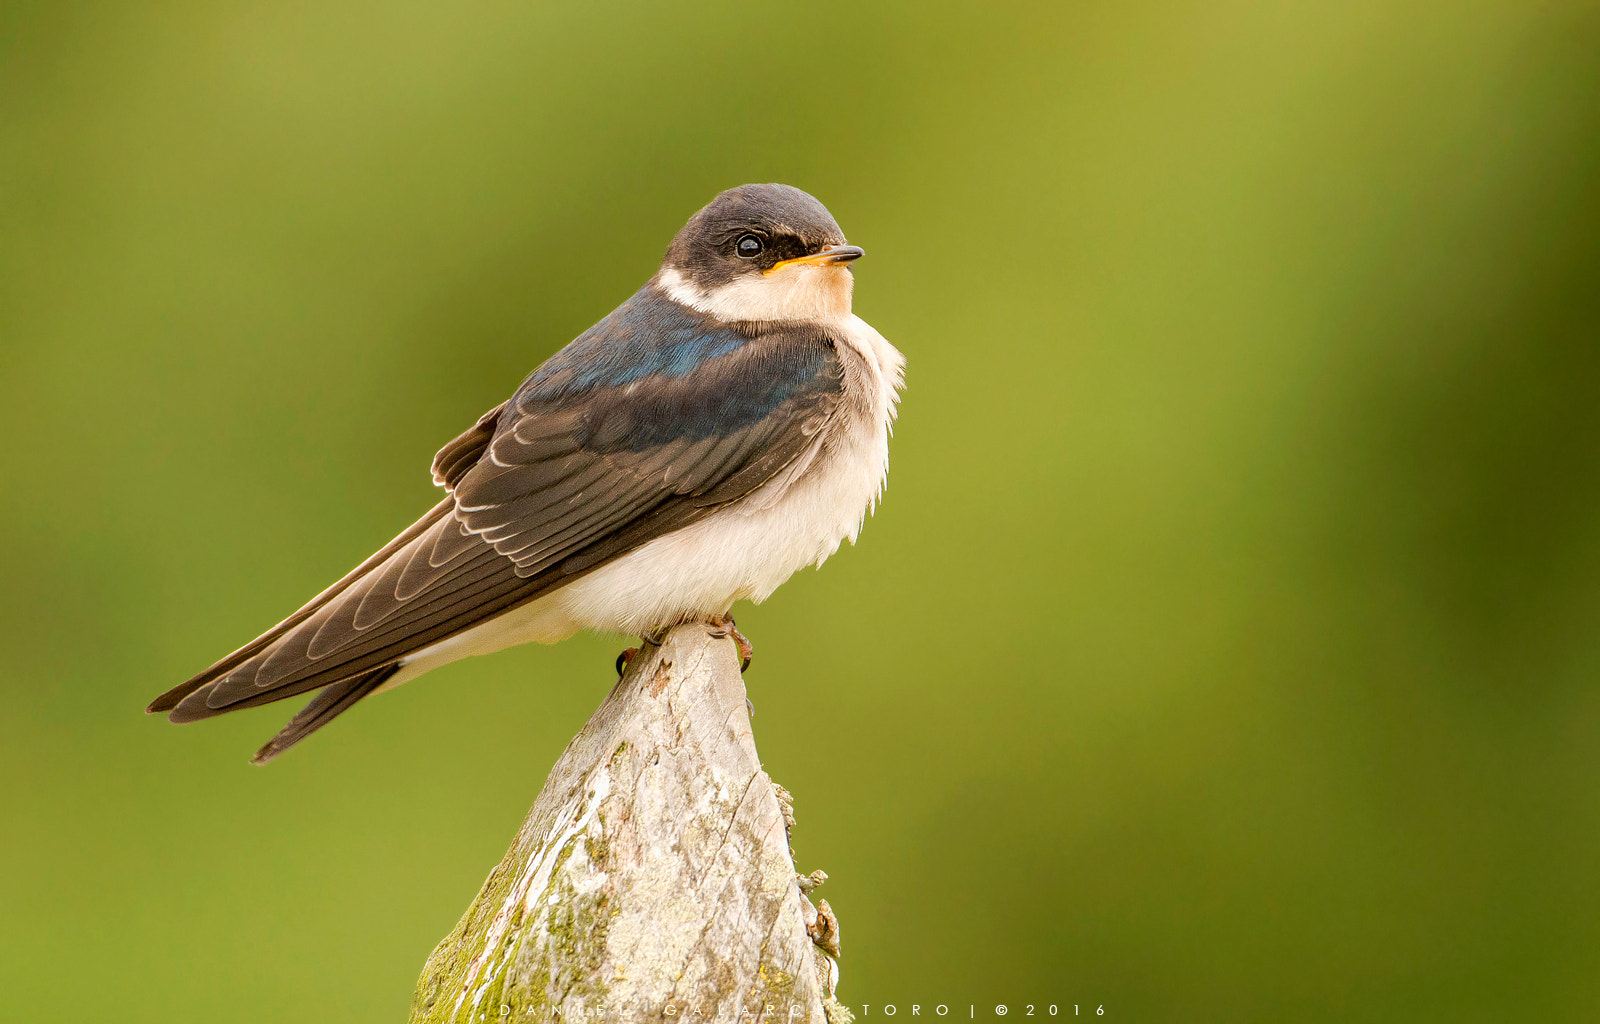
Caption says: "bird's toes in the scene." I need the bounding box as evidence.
[732,628,754,673]
[704,614,754,671]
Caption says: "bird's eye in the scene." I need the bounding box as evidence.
[735,234,764,258]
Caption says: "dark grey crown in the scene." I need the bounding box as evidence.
[663,184,848,289]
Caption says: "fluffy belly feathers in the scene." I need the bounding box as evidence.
[387,314,902,686]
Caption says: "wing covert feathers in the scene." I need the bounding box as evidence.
[431,402,506,491]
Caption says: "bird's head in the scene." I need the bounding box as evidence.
[657,183,863,322]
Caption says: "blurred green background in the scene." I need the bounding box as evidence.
[3,0,1599,1020]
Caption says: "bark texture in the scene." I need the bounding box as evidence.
[410,624,850,1023]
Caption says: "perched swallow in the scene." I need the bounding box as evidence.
[147,183,905,763]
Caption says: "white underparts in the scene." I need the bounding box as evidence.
[381,303,905,693]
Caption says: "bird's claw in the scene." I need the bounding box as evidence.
[615,625,676,677]
[704,614,753,672]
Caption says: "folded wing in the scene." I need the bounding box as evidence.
[148,302,845,760]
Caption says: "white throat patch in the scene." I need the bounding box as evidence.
[657,265,854,322]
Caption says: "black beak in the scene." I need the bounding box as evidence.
[766,244,866,275]
[817,244,865,265]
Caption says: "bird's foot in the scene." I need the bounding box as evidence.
[617,625,675,677]
[704,613,753,672]
[623,621,748,679]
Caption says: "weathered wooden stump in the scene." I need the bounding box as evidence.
[410,624,850,1023]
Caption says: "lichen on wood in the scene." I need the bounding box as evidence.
[410,624,850,1023]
